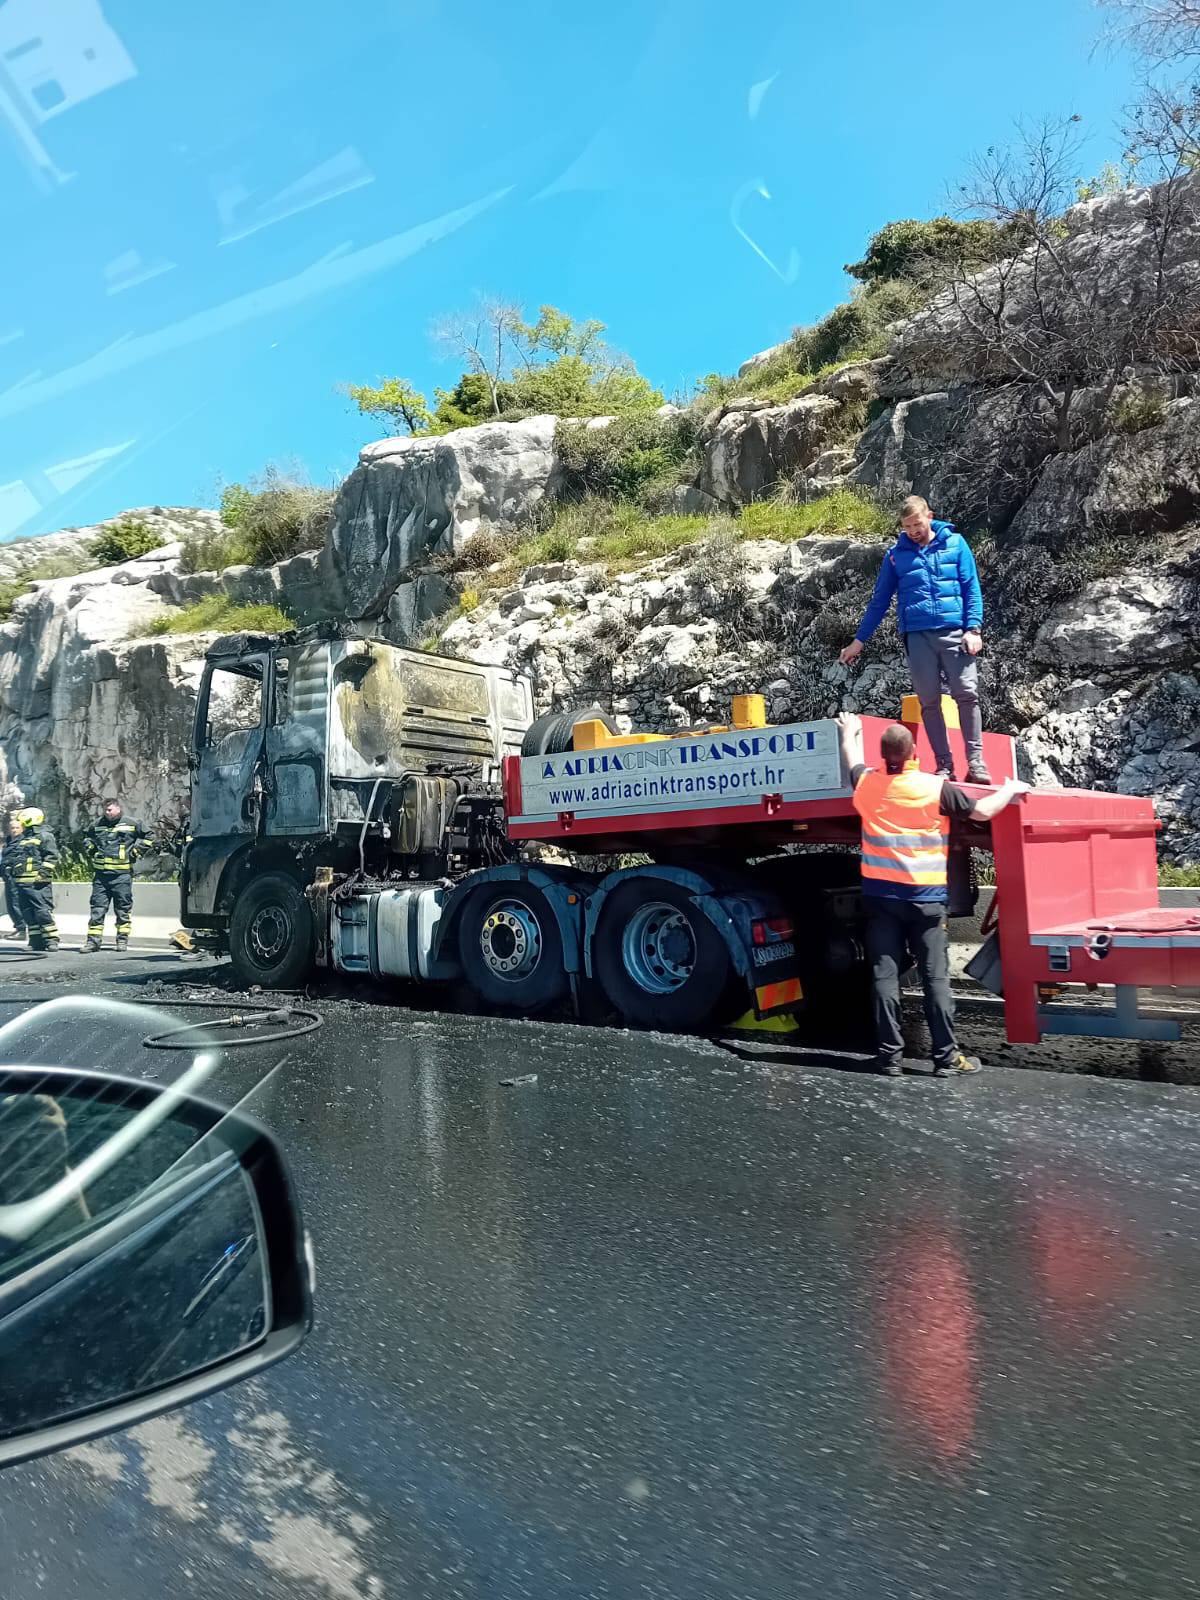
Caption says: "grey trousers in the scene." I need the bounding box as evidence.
[866,897,958,1070]
[904,628,983,768]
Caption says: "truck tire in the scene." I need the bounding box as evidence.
[521,706,618,758]
[229,872,315,989]
[456,884,569,1014]
[593,879,736,1032]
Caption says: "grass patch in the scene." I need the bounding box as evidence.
[505,499,712,576]
[0,551,98,620]
[1160,863,1200,887]
[698,354,871,414]
[741,490,892,542]
[178,524,253,574]
[451,489,895,595]
[140,597,294,638]
[1110,385,1167,435]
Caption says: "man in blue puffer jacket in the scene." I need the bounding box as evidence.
[839,494,990,784]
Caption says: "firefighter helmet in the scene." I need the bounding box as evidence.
[17,808,44,829]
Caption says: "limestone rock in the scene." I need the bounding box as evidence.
[883,176,1200,397]
[1033,565,1198,669]
[1010,400,1200,539]
[698,393,842,506]
[331,415,561,618]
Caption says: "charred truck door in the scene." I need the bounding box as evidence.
[183,650,271,920]
[262,644,329,838]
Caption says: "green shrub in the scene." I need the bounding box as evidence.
[88,518,165,566]
[219,469,334,566]
[694,282,921,417]
[845,216,1018,285]
[1110,386,1167,434]
[742,490,892,541]
[178,523,253,574]
[555,413,698,503]
[791,280,924,372]
[139,597,294,638]
[50,838,96,883]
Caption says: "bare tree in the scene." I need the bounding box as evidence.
[1100,0,1200,63]
[936,112,1200,457]
[431,296,523,418]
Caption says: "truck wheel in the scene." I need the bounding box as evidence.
[229,873,314,989]
[457,885,568,1014]
[593,880,736,1032]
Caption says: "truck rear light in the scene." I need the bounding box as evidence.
[752,916,794,945]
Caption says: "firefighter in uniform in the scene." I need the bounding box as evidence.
[83,799,149,952]
[2,813,28,939]
[836,714,1027,1078]
[7,808,59,951]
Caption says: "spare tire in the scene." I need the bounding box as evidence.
[521,705,619,758]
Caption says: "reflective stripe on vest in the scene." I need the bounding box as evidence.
[852,765,949,890]
[11,836,50,882]
[95,822,137,870]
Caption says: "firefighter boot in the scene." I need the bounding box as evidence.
[83,937,101,953]
[116,935,129,952]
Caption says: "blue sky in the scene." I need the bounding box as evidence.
[0,0,1138,539]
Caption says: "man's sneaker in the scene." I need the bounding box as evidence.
[934,761,955,780]
[875,1056,905,1077]
[82,938,101,953]
[965,762,993,785]
[934,1053,984,1078]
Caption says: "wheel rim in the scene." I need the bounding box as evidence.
[480,899,543,983]
[249,903,291,966]
[621,901,697,994]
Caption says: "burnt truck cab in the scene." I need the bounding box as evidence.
[182,627,534,954]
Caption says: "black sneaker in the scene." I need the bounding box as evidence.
[934,761,955,780]
[934,1053,984,1078]
[965,762,993,785]
[876,1056,904,1077]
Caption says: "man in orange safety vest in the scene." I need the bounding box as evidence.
[836,713,1027,1078]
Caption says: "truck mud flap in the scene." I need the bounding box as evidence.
[584,865,802,1021]
[965,930,1004,996]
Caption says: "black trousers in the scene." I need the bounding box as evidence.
[89,871,133,938]
[3,878,25,933]
[865,897,957,1069]
[12,882,57,945]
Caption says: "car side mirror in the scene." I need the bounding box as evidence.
[0,1065,311,1471]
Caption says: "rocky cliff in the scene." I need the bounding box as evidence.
[1,179,1197,862]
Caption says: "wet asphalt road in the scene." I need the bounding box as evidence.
[0,951,1198,1600]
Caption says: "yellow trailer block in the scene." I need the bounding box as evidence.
[901,692,960,731]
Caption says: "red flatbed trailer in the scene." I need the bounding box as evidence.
[504,708,1200,1047]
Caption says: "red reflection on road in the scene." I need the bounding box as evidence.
[1024,1193,1144,1348]
[877,1226,978,1470]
